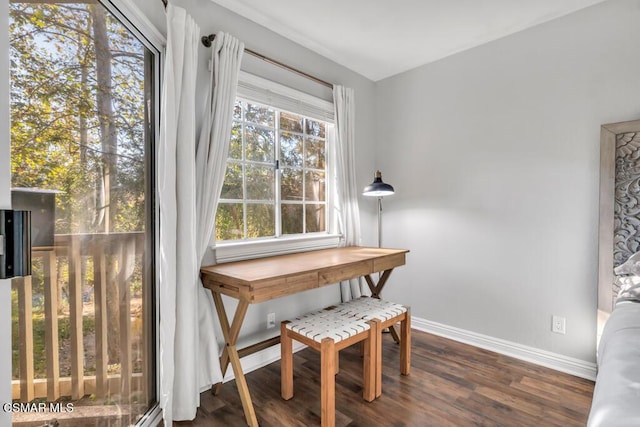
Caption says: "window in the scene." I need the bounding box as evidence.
[216,99,329,240]
[214,72,338,260]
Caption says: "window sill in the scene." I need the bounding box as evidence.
[212,234,342,263]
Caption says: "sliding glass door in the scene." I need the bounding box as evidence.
[9,0,159,424]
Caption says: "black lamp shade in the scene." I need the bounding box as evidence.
[363,170,394,197]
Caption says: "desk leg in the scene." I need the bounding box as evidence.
[364,270,401,344]
[212,292,230,395]
[210,292,258,427]
[215,347,229,393]
[388,325,401,342]
[364,269,392,298]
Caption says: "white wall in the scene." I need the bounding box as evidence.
[375,0,640,363]
[1,0,12,421]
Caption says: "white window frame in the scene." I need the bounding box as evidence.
[213,72,340,263]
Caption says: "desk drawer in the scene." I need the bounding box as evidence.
[253,272,318,302]
[373,253,405,272]
[319,262,370,285]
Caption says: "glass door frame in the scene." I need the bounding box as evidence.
[103,1,164,424]
[1,0,13,422]
[3,0,164,423]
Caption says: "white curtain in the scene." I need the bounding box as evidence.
[333,85,364,301]
[158,4,199,423]
[159,9,244,421]
[194,28,244,391]
[196,32,244,264]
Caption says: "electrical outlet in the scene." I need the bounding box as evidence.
[267,312,276,329]
[552,315,566,334]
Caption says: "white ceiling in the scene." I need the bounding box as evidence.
[210,0,607,81]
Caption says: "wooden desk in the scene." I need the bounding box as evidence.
[200,246,409,426]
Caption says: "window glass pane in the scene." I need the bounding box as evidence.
[247,203,275,238]
[306,118,326,138]
[9,0,157,423]
[246,164,274,200]
[244,102,274,127]
[233,100,242,120]
[220,162,243,199]
[305,171,325,201]
[245,125,274,162]
[305,137,325,169]
[305,204,326,232]
[280,132,302,167]
[216,203,244,240]
[229,122,242,159]
[282,204,303,235]
[217,96,331,242]
[280,112,303,133]
[281,168,303,201]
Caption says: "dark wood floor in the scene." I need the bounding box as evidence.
[176,330,594,426]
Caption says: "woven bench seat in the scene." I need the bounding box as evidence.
[285,308,372,343]
[281,307,380,427]
[334,297,407,321]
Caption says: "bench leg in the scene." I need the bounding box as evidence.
[321,338,336,427]
[375,320,383,398]
[400,309,411,376]
[281,322,294,400]
[363,319,379,402]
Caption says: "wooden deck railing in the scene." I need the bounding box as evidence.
[11,232,148,403]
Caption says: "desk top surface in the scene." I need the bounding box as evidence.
[200,246,409,302]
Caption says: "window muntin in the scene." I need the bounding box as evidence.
[216,98,329,242]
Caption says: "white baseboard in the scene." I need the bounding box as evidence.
[218,317,597,385]
[412,316,597,381]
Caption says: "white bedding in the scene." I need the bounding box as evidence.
[588,302,640,427]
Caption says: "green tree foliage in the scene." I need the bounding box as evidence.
[9,2,147,234]
[10,1,150,371]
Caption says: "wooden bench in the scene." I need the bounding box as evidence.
[281,308,380,427]
[333,297,411,397]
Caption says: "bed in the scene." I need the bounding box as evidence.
[587,269,640,426]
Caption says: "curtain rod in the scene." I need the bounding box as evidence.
[201,34,333,89]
